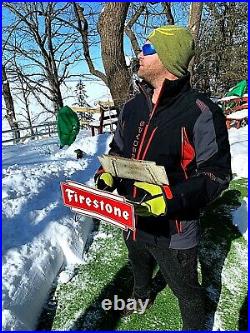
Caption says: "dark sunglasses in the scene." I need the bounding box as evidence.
[142,43,157,56]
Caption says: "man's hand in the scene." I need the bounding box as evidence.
[132,182,172,217]
[95,172,115,191]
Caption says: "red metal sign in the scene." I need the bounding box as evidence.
[61,181,135,231]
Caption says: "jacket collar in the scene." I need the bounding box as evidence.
[137,72,191,106]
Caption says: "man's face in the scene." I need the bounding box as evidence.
[137,41,166,84]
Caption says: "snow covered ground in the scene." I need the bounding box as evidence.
[2,126,248,330]
[228,126,248,179]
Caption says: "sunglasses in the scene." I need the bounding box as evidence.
[142,43,157,56]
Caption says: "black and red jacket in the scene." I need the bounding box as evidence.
[100,73,232,248]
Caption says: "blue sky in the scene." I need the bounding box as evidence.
[2,2,190,104]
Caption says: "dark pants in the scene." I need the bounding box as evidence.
[124,236,206,330]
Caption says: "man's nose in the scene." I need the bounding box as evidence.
[138,51,143,59]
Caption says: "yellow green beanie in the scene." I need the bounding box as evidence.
[147,25,195,78]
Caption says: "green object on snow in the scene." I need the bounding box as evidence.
[57,105,80,147]
[225,80,247,98]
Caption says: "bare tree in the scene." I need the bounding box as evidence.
[73,2,184,106]
[97,3,131,107]
[188,3,203,37]
[161,2,175,25]
[3,2,82,114]
[193,2,247,95]
[73,3,108,85]
[13,63,35,137]
[3,1,246,121]
[188,2,203,78]
[125,3,147,56]
[73,2,131,107]
[2,64,20,142]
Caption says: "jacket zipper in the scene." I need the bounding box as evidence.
[131,85,164,240]
[181,127,188,180]
[141,127,158,160]
[136,84,164,160]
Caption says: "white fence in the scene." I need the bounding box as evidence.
[2,122,57,144]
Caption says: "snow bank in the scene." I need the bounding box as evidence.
[228,125,248,178]
[2,218,95,330]
[232,197,248,241]
[2,230,64,330]
[228,126,248,241]
[2,132,112,330]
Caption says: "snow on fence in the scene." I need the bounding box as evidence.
[2,122,58,144]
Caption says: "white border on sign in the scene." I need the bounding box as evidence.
[66,180,126,202]
[61,181,136,231]
[71,207,130,231]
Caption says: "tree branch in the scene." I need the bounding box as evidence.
[161,2,175,25]
[125,4,146,55]
[73,3,107,85]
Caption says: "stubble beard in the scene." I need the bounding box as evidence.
[138,67,156,85]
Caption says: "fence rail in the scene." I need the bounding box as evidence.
[2,122,58,144]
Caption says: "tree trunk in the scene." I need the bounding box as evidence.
[45,9,64,112]
[16,69,35,138]
[23,92,35,137]
[2,65,20,142]
[188,2,203,79]
[44,64,63,113]
[52,84,64,113]
[98,3,131,108]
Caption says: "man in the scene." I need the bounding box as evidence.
[95,25,231,330]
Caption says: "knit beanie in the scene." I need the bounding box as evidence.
[147,25,195,78]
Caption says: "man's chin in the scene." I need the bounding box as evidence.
[137,69,145,80]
